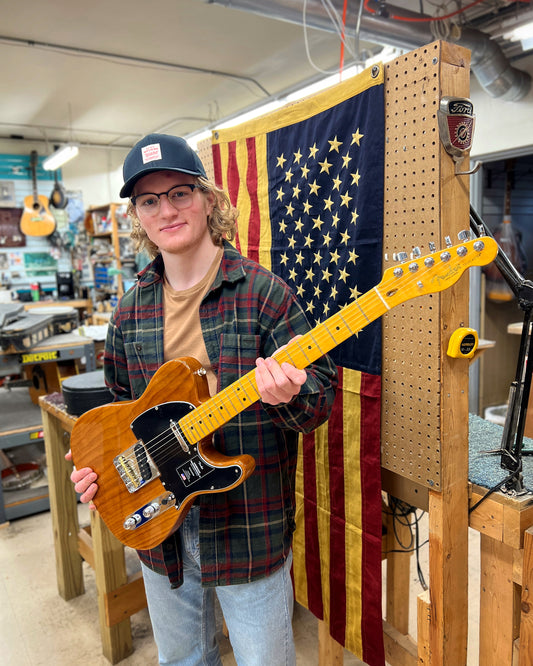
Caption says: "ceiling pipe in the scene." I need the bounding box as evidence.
[205,0,531,101]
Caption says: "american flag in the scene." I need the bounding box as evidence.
[212,65,385,666]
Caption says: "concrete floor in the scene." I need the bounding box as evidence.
[0,503,480,665]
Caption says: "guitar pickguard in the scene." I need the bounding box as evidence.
[117,401,244,531]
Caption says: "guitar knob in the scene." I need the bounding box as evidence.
[143,502,160,518]
[123,514,142,530]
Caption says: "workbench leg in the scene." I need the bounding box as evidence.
[479,533,520,665]
[428,487,469,666]
[41,408,84,600]
[91,510,133,664]
[318,619,344,665]
[385,507,413,634]
[518,526,533,666]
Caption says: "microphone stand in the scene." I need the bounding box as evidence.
[470,205,533,495]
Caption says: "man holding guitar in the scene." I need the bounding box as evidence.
[69,134,338,665]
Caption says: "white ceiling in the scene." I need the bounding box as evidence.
[2,0,533,155]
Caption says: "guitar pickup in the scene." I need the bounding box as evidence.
[113,441,160,493]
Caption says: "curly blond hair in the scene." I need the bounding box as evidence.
[128,176,238,259]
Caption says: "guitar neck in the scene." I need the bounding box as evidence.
[179,287,385,445]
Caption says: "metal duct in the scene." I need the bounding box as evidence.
[206,0,531,101]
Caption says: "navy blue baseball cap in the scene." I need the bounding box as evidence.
[120,133,207,198]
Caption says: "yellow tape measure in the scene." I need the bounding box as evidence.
[447,327,479,359]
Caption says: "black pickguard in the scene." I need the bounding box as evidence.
[130,401,243,508]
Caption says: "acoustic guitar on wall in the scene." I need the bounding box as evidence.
[20,151,56,237]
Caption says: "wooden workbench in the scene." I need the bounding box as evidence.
[39,394,147,664]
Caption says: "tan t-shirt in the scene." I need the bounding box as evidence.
[162,248,223,396]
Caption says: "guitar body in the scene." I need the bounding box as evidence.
[21,194,56,237]
[70,357,256,550]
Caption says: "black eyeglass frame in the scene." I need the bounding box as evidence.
[130,183,201,207]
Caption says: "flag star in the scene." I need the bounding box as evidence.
[304,234,314,248]
[331,284,338,299]
[285,202,295,216]
[328,136,342,152]
[340,229,351,245]
[309,180,320,195]
[323,196,334,211]
[350,285,362,300]
[295,251,304,265]
[313,250,322,265]
[277,154,287,168]
[351,209,359,224]
[293,148,303,164]
[332,175,342,191]
[288,235,297,249]
[278,220,288,234]
[296,283,305,297]
[351,169,361,185]
[303,200,312,214]
[305,267,314,282]
[330,249,341,264]
[285,169,294,182]
[309,143,319,159]
[314,283,322,298]
[321,266,332,282]
[339,266,350,283]
[332,212,340,227]
[280,253,289,266]
[341,152,352,168]
[292,183,301,199]
[289,268,298,281]
[322,231,332,246]
[318,157,332,174]
[351,128,364,145]
[323,302,331,316]
[276,187,285,201]
[312,215,324,230]
[294,217,304,232]
[348,249,359,264]
[301,163,310,179]
[340,191,352,207]
[306,301,315,314]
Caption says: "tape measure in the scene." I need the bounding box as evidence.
[447,327,479,359]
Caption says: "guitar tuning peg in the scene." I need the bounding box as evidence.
[445,236,453,248]
[397,251,408,262]
[412,246,421,258]
[457,229,470,241]
[429,241,436,252]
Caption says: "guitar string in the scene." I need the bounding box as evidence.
[130,241,491,472]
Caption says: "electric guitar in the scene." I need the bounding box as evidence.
[70,236,498,550]
[20,151,56,237]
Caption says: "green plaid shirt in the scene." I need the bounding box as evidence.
[104,242,337,587]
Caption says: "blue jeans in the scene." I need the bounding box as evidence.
[140,506,296,666]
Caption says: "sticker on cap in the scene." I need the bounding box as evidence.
[141,143,162,164]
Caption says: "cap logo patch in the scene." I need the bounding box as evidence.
[141,143,162,164]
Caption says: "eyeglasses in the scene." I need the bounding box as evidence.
[131,184,202,216]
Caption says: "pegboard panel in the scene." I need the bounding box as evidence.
[380,41,471,491]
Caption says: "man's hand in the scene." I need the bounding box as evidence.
[255,354,307,405]
[65,450,98,508]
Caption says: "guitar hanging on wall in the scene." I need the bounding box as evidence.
[70,235,498,551]
[20,151,56,237]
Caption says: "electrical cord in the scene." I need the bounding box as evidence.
[383,495,428,591]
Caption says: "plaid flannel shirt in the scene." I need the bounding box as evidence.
[104,241,337,587]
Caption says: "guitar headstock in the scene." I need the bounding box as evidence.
[378,235,498,308]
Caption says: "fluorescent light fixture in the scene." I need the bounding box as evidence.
[42,143,79,171]
[506,20,533,42]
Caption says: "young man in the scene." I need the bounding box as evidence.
[70,133,337,665]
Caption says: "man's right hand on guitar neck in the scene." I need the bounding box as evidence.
[65,450,98,508]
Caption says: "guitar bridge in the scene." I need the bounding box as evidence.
[113,441,160,493]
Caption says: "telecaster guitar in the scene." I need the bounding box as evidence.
[70,236,498,550]
[20,151,56,237]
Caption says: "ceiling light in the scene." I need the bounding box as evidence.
[505,20,533,45]
[42,143,79,171]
